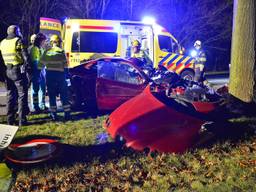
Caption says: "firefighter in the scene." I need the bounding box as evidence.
[131,40,152,67]
[39,34,71,121]
[193,40,207,83]
[28,33,47,113]
[0,25,31,126]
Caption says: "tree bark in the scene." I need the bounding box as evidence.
[229,0,255,103]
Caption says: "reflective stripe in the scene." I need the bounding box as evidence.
[50,106,57,112]
[63,105,70,112]
[195,64,204,71]
[46,67,64,72]
[184,58,194,66]
[63,105,70,109]
[159,53,172,65]
[2,59,17,63]
[167,54,179,65]
[199,57,206,62]
[2,53,16,57]
[159,53,195,74]
[41,60,65,64]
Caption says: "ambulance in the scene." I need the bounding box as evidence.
[40,17,195,80]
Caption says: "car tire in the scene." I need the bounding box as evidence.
[68,81,82,111]
[180,70,194,81]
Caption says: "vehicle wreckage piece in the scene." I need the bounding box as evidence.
[4,139,61,164]
[104,84,223,153]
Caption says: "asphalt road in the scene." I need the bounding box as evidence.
[0,73,229,116]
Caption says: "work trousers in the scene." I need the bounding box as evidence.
[5,65,29,124]
[31,68,46,110]
[46,71,70,116]
[194,67,205,83]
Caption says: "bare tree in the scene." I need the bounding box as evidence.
[166,0,233,47]
[229,0,255,103]
[64,0,111,19]
[0,0,60,42]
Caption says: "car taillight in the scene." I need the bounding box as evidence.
[66,52,70,65]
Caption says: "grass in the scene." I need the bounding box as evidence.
[0,113,256,192]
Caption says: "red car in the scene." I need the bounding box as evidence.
[69,58,150,112]
[104,82,224,153]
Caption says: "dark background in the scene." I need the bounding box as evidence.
[0,0,233,71]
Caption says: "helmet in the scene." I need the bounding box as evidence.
[7,25,22,37]
[132,40,141,47]
[194,40,202,48]
[30,34,37,43]
[50,34,61,44]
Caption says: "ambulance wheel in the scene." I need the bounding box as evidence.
[180,70,194,81]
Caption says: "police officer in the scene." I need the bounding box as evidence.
[193,40,207,83]
[0,25,31,126]
[28,33,47,113]
[39,34,71,121]
[131,40,152,66]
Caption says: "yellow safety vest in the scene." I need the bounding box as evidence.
[39,46,67,72]
[0,37,23,65]
[132,50,152,65]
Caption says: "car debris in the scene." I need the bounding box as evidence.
[104,70,226,153]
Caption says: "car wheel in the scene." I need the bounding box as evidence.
[68,83,82,111]
[180,70,194,81]
[115,135,125,149]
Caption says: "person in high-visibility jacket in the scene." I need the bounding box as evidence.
[38,34,71,121]
[28,33,47,113]
[0,25,31,126]
[131,40,152,67]
[193,40,207,83]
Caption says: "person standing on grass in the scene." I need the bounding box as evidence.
[28,33,48,113]
[38,34,71,121]
[0,25,31,126]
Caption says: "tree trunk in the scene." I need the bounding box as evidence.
[229,0,255,103]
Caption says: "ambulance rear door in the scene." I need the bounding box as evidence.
[120,22,154,62]
[39,17,62,49]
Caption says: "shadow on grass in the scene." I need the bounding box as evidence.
[195,118,256,150]
[5,134,137,171]
[0,109,109,125]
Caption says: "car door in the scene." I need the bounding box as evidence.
[96,60,147,110]
[157,35,194,75]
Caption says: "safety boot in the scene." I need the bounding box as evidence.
[50,113,59,121]
[19,117,28,127]
[64,112,72,121]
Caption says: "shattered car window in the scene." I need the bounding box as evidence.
[97,61,144,85]
[97,61,116,80]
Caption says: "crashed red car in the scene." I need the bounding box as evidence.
[69,57,150,112]
[104,75,225,153]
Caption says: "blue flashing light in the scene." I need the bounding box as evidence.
[142,16,156,24]
[190,50,197,57]
[63,17,68,23]
[113,24,120,32]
